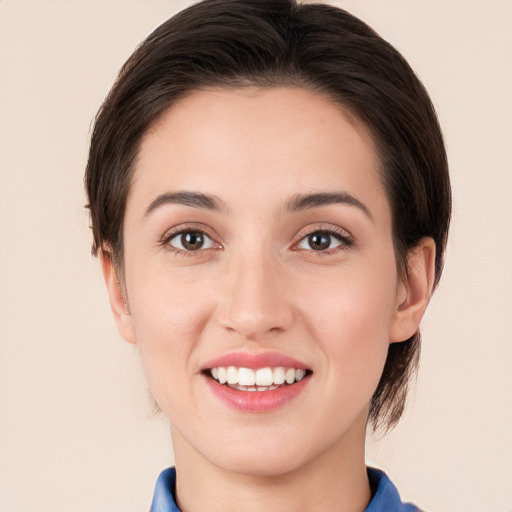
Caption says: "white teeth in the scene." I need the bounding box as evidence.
[255,367,273,386]
[273,367,286,385]
[238,367,256,386]
[209,365,309,389]
[227,366,238,385]
[217,367,227,384]
[285,368,296,384]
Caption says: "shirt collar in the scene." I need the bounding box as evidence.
[150,466,421,512]
[365,467,420,511]
[150,467,180,512]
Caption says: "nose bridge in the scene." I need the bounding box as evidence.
[217,241,293,340]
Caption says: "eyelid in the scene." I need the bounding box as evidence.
[159,222,353,256]
[290,223,354,252]
[169,231,215,251]
[159,223,223,253]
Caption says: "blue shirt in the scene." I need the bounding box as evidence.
[150,466,421,511]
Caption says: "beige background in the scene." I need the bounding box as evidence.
[0,1,511,511]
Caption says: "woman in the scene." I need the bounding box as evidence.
[85,1,451,510]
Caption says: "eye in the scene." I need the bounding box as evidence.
[296,230,346,251]
[168,230,215,251]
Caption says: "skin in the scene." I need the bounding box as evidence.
[102,87,435,512]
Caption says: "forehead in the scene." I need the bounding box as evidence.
[128,86,388,220]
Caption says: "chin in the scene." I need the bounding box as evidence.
[205,426,339,479]
[213,448,311,478]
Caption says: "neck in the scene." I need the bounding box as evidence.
[171,414,371,512]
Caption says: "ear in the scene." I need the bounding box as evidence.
[389,237,436,343]
[100,249,137,345]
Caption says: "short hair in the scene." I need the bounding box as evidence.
[85,0,451,431]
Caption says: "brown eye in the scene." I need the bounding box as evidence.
[169,231,213,251]
[308,232,330,250]
[298,230,344,251]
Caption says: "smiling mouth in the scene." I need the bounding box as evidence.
[205,366,312,392]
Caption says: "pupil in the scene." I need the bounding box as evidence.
[309,232,330,250]
[182,232,203,250]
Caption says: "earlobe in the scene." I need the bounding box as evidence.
[389,237,436,343]
[100,248,137,345]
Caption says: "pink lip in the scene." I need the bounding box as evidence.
[204,375,310,412]
[201,351,309,370]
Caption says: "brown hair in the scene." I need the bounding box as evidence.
[85,0,451,431]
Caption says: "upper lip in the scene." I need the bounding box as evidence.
[201,351,310,371]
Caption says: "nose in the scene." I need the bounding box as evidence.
[216,247,294,342]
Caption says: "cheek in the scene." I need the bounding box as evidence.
[126,267,213,402]
[298,260,397,335]
[129,261,212,335]
[296,264,397,387]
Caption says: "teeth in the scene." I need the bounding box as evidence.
[238,367,256,386]
[209,366,309,389]
[273,367,286,385]
[255,367,273,386]
[295,369,306,381]
[227,366,238,385]
[218,367,227,384]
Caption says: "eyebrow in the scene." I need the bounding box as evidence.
[285,192,373,220]
[144,191,228,217]
[144,190,372,220]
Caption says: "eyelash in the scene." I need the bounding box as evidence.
[160,224,354,257]
[160,225,220,257]
[292,225,354,255]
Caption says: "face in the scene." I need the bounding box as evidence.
[104,87,426,477]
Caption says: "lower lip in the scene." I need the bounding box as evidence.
[204,376,310,412]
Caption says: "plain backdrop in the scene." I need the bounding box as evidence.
[0,1,511,511]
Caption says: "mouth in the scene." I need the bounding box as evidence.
[201,352,313,411]
[205,366,312,392]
